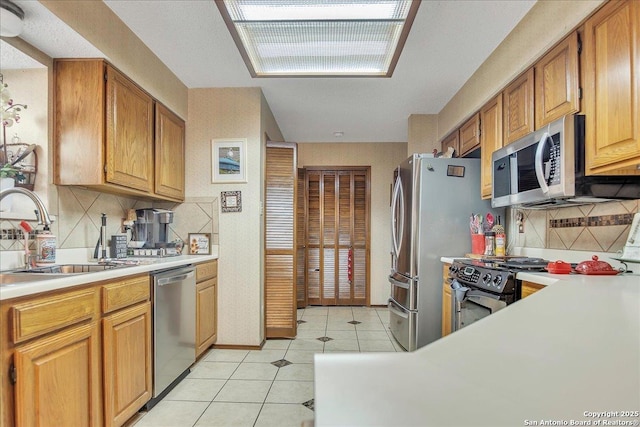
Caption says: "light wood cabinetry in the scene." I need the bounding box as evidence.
[441,131,459,158]
[583,0,640,174]
[459,113,481,156]
[155,103,186,200]
[54,59,186,201]
[503,68,535,145]
[1,274,154,427]
[441,264,452,337]
[5,286,102,427]
[196,260,218,358]
[520,281,546,299]
[480,94,503,199]
[534,32,580,129]
[102,277,152,427]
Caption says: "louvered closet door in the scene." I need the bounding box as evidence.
[306,168,370,306]
[265,142,297,338]
[296,168,307,308]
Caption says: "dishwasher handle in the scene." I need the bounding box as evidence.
[157,270,195,286]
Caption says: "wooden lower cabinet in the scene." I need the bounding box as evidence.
[1,274,154,427]
[441,264,452,337]
[195,260,218,358]
[14,322,102,427]
[196,278,218,358]
[103,302,152,427]
[521,281,546,299]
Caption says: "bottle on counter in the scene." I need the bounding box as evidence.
[492,216,506,257]
[36,226,56,264]
[484,231,495,256]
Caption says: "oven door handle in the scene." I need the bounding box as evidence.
[535,131,551,194]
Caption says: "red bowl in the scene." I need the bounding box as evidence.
[545,260,572,274]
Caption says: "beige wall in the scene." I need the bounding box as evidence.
[437,0,605,139]
[40,0,187,119]
[297,142,407,305]
[408,114,439,156]
[187,87,273,346]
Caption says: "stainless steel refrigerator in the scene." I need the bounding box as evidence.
[388,155,503,351]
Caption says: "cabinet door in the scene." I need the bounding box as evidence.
[441,265,452,337]
[503,68,535,145]
[105,65,154,192]
[14,322,101,427]
[584,0,640,174]
[155,103,186,200]
[103,302,152,427]
[441,131,460,158]
[520,281,546,299]
[459,113,481,156]
[196,278,217,358]
[480,94,503,199]
[534,32,580,129]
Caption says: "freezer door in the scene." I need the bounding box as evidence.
[388,298,417,352]
[391,156,415,277]
[388,272,417,310]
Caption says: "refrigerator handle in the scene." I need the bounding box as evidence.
[390,174,404,259]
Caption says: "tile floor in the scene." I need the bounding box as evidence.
[132,306,401,427]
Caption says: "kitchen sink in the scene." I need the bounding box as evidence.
[0,263,138,287]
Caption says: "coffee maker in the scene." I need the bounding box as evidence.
[133,208,174,249]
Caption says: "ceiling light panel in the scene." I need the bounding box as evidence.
[218,0,419,77]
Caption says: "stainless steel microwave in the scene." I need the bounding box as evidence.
[491,115,640,208]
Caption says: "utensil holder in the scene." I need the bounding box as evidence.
[471,234,484,255]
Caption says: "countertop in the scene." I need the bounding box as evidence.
[314,262,640,426]
[0,247,218,301]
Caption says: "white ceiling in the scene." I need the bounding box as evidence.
[2,0,536,143]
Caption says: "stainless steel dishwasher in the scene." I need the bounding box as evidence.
[149,265,196,407]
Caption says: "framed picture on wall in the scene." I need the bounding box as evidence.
[188,233,211,255]
[212,138,247,183]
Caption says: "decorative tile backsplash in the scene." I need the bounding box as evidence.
[511,199,639,253]
[1,186,219,253]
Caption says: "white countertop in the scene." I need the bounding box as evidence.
[314,266,640,426]
[0,247,218,301]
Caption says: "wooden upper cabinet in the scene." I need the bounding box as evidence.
[583,0,640,174]
[54,59,184,201]
[106,65,154,192]
[155,103,186,200]
[459,112,481,156]
[441,130,460,157]
[480,93,503,199]
[534,31,580,129]
[503,68,535,145]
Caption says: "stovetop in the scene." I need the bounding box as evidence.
[460,257,550,271]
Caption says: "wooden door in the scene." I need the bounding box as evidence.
[105,65,154,192]
[441,264,452,337]
[583,0,640,174]
[441,131,460,158]
[265,141,297,338]
[103,302,152,427]
[306,168,370,306]
[503,68,535,145]
[296,168,308,308]
[480,93,503,199]
[155,103,185,200]
[534,31,580,129]
[196,278,217,357]
[14,322,102,427]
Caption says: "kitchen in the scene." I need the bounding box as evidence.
[1,0,639,426]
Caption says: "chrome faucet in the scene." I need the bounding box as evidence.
[0,187,54,225]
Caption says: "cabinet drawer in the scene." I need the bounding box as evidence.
[12,288,98,344]
[102,275,150,314]
[196,260,218,282]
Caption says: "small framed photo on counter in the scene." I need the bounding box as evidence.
[188,233,211,255]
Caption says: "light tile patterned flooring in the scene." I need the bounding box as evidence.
[133,306,401,427]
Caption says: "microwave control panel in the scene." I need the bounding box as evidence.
[547,134,561,185]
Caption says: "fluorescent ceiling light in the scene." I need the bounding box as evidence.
[216,0,420,77]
